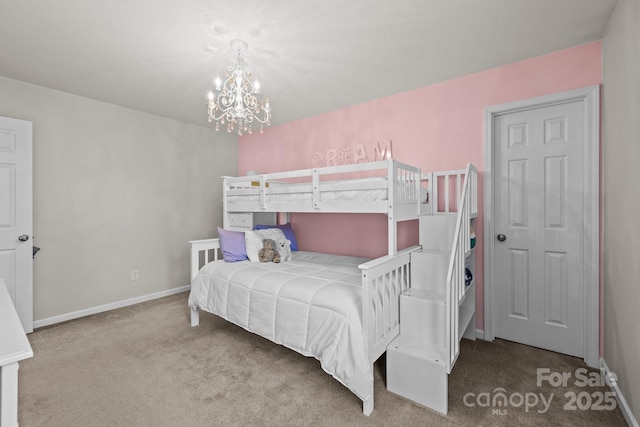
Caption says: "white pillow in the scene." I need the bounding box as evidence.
[244,228,287,262]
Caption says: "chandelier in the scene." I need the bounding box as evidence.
[207,39,271,135]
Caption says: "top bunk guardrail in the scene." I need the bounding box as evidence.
[223,159,423,219]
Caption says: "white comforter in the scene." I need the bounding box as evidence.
[188,251,372,401]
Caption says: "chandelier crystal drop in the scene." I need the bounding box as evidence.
[207,39,271,136]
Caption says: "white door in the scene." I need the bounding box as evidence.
[493,100,585,357]
[0,116,33,333]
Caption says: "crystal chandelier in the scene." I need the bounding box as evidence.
[207,39,271,135]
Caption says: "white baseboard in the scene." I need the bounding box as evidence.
[476,328,484,340]
[600,358,639,427]
[33,285,191,329]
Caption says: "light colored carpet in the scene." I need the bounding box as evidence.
[19,292,627,426]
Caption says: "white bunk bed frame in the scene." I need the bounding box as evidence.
[189,159,478,415]
[223,159,422,256]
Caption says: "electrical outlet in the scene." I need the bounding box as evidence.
[130,268,139,281]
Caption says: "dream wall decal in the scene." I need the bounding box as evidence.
[311,140,392,167]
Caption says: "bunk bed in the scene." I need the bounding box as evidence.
[222,159,424,256]
[187,159,477,415]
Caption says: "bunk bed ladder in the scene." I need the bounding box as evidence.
[386,163,477,415]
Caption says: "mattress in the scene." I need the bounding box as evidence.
[188,251,373,401]
[227,176,389,204]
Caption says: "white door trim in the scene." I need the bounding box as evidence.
[483,86,600,367]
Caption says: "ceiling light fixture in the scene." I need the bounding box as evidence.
[207,39,271,135]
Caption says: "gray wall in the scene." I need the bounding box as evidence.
[603,0,640,420]
[0,76,237,322]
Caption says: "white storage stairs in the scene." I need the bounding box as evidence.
[387,164,478,414]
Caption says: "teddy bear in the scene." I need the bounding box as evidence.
[276,238,292,262]
[258,239,281,263]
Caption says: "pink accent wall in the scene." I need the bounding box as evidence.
[239,41,603,331]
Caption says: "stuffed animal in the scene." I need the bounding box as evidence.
[276,239,292,262]
[258,239,281,263]
[470,224,476,249]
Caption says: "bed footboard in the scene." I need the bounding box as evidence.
[359,245,420,361]
[358,245,420,414]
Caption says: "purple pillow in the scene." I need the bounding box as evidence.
[254,223,299,251]
[217,227,248,262]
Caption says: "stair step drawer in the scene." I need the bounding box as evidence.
[410,251,449,293]
[419,214,456,250]
[387,336,448,414]
[400,291,446,346]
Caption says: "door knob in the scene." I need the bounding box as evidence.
[497,234,506,242]
[18,234,30,242]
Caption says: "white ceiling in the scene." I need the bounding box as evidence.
[0,0,618,129]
